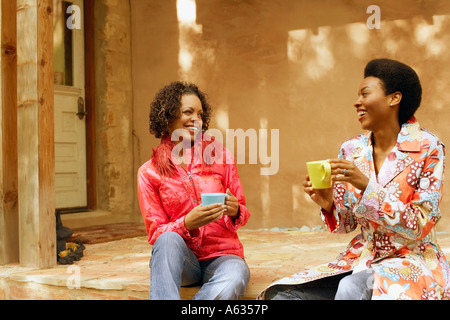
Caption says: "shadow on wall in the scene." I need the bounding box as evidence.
[133,0,450,231]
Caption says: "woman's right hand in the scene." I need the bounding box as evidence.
[303,175,334,213]
[184,203,225,231]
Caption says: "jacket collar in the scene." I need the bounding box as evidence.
[351,117,420,186]
[396,116,422,152]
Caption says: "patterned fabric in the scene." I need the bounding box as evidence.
[137,136,251,261]
[259,117,450,300]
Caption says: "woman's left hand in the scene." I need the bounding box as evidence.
[329,158,370,191]
[224,189,240,218]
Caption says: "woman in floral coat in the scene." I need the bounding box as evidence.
[138,82,251,300]
[260,59,449,300]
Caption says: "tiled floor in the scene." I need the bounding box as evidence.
[1,229,450,300]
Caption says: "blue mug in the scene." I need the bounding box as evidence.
[201,193,228,206]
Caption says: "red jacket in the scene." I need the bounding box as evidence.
[137,136,251,261]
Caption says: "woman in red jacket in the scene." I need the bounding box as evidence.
[137,81,251,300]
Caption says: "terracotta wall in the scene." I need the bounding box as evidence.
[131,0,450,231]
[94,0,135,220]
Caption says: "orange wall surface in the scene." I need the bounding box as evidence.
[131,0,450,231]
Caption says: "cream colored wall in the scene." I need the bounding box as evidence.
[131,0,450,231]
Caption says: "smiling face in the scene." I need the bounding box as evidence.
[168,94,203,144]
[354,76,398,132]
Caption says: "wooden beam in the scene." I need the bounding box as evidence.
[0,0,19,265]
[85,0,97,210]
[17,0,55,268]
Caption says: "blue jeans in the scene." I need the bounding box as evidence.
[149,232,250,300]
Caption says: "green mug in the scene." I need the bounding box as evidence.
[306,160,332,189]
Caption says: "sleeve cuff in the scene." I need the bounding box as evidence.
[224,204,246,230]
[176,216,201,242]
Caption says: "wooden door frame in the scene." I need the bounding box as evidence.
[84,0,96,210]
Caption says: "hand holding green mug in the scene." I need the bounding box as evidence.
[306,160,332,189]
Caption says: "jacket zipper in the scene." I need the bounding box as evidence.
[182,153,203,248]
[187,170,200,204]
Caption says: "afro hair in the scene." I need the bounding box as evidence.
[364,59,422,125]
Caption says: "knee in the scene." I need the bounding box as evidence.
[238,260,251,284]
[336,274,356,293]
[221,259,250,297]
[335,271,372,300]
[151,232,185,258]
[227,258,250,284]
[153,232,184,248]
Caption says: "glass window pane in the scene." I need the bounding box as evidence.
[53,0,73,86]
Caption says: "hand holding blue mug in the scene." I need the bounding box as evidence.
[201,189,239,218]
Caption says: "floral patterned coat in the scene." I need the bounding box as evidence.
[137,136,251,261]
[259,117,450,300]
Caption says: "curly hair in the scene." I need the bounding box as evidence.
[364,59,422,125]
[149,81,212,138]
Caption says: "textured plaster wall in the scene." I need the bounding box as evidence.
[94,0,136,220]
[131,0,450,231]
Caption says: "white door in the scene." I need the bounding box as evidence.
[53,0,87,209]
